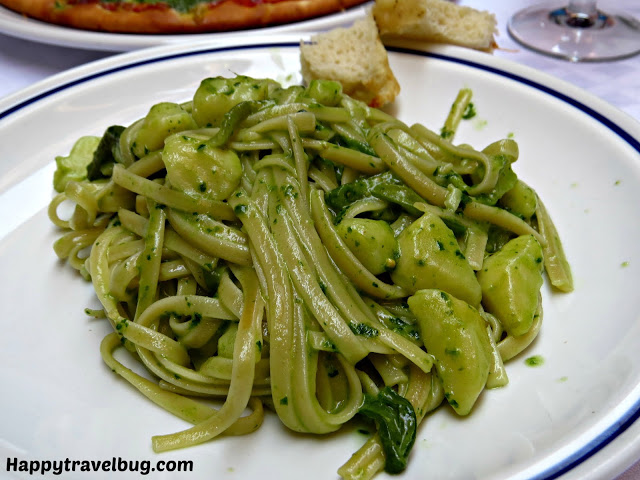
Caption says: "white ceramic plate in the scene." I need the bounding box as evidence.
[0,3,369,52]
[1,35,640,480]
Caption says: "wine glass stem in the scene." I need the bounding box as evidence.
[567,1,597,16]
[566,1,599,27]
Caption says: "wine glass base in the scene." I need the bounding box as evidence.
[508,3,640,62]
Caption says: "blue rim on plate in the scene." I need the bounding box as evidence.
[1,41,639,479]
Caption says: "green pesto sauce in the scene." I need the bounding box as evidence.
[461,102,476,120]
[349,322,379,338]
[525,355,545,367]
[281,184,298,198]
[439,128,454,139]
[322,339,336,352]
[234,204,248,215]
[99,0,208,13]
[444,392,459,408]
[326,364,339,377]
[473,118,488,131]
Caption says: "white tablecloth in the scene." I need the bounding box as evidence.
[1,0,639,478]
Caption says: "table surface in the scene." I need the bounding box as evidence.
[1,1,639,478]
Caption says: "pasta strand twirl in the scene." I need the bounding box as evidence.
[49,76,571,479]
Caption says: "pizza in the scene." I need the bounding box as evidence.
[0,0,370,34]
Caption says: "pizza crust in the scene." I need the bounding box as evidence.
[0,0,370,34]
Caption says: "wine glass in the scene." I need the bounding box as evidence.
[508,1,640,62]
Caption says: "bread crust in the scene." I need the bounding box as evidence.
[0,0,369,33]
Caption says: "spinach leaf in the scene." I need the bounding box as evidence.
[86,125,125,181]
[337,135,377,156]
[371,183,423,216]
[325,171,399,212]
[358,387,417,474]
[208,100,264,148]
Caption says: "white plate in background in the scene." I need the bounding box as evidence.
[1,35,640,480]
[0,3,370,52]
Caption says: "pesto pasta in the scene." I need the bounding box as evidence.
[49,75,572,479]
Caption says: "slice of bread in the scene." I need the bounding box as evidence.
[372,0,497,51]
[300,14,400,107]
